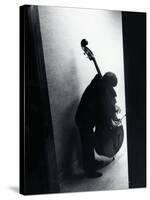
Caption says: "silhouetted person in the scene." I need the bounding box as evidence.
[75,72,119,178]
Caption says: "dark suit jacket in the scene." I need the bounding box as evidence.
[75,74,117,128]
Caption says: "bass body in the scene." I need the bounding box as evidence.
[94,124,124,157]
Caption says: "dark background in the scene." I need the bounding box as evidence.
[20,6,60,194]
[122,11,146,188]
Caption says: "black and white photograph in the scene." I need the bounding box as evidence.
[19,5,146,195]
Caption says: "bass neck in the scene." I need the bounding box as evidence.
[92,58,102,76]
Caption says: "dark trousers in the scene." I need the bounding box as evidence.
[77,125,96,172]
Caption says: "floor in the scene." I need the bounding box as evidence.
[60,127,129,193]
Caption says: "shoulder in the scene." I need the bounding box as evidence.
[90,74,102,87]
[81,74,103,97]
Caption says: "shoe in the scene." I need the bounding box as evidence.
[85,170,103,178]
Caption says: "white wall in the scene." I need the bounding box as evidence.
[38,6,127,180]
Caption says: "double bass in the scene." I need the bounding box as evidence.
[81,39,124,158]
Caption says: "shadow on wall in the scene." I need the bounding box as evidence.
[50,55,83,181]
[61,100,83,179]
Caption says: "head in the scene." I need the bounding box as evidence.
[102,72,118,87]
